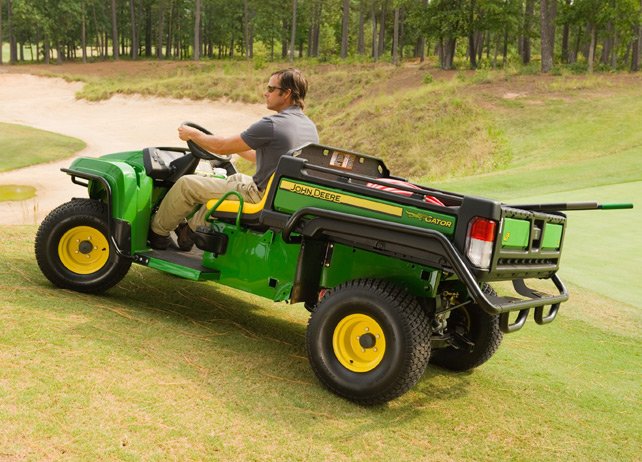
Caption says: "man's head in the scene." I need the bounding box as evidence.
[265,68,309,112]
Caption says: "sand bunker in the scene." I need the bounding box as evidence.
[0,73,268,225]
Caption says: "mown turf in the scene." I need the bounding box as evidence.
[0,123,85,173]
[0,226,640,461]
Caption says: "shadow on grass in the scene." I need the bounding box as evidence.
[10,244,479,437]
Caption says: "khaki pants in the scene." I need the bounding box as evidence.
[150,173,263,235]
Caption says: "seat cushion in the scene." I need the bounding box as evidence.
[205,174,275,216]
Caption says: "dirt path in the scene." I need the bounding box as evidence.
[0,73,268,225]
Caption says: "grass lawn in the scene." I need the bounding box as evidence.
[1,225,640,461]
[0,123,85,173]
[511,182,642,310]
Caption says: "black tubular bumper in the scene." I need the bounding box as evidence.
[281,207,568,333]
[62,168,134,260]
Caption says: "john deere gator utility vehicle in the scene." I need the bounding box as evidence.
[35,124,630,404]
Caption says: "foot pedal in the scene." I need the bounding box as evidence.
[193,226,229,255]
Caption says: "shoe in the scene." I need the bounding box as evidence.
[174,221,194,251]
[148,228,171,250]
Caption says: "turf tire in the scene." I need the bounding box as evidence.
[306,279,431,405]
[35,199,131,293]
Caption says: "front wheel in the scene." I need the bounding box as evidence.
[306,279,431,405]
[35,199,132,293]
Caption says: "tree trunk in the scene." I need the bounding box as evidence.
[0,0,4,65]
[372,4,378,61]
[357,8,365,55]
[92,5,104,60]
[165,3,173,59]
[571,25,582,63]
[44,34,50,64]
[290,0,297,61]
[35,25,40,62]
[281,18,288,59]
[611,33,618,69]
[502,29,508,66]
[249,8,254,58]
[243,0,249,58]
[81,1,87,63]
[588,23,597,73]
[419,0,428,62]
[468,0,476,68]
[56,39,62,65]
[632,0,642,71]
[493,33,500,69]
[193,0,201,60]
[442,38,456,70]
[130,0,138,60]
[418,37,426,62]
[111,0,119,60]
[378,1,386,58]
[312,1,321,57]
[399,6,405,60]
[341,0,349,59]
[157,6,164,59]
[393,8,399,65]
[600,23,613,65]
[145,5,152,56]
[522,0,534,64]
[540,0,556,72]
[7,0,17,63]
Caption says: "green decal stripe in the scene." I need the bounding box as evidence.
[279,180,403,217]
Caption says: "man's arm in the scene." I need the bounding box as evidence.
[178,126,254,159]
[236,149,257,163]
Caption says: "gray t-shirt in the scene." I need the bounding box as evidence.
[240,106,319,190]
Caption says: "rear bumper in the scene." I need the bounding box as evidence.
[280,207,568,332]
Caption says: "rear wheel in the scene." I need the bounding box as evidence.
[306,279,431,405]
[430,284,503,371]
[35,199,131,293]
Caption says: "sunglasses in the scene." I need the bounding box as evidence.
[267,85,285,93]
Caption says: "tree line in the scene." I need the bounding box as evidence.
[1,0,641,73]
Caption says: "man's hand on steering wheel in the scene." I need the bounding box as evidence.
[180,121,232,162]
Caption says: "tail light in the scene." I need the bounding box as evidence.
[466,217,497,269]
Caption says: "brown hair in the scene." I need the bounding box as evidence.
[271,68,309,110]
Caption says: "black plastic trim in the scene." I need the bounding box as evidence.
[281,207,568,318]
[62,168,134,260]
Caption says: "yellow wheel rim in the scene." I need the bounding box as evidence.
[333,314,386,373]
[58,226,109,275]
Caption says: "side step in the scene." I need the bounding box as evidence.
[134,244,220,281]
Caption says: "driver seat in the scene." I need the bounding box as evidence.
[204,174,275,226]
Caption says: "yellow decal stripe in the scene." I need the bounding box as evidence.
[280,180,403,217]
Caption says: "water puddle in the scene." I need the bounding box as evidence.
[0,185,37,202]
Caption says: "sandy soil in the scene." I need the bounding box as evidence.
[0,73,268,225]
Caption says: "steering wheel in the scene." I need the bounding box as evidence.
[181,121,232,162]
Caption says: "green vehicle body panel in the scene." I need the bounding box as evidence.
[68,151,153,253]
[273,178,457,236]
[138,219,444,301]
[501,218,531,250]
[319,243,441,299]
[542,223,563,250]
[201,224,301,302]
[501,218,563,251]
